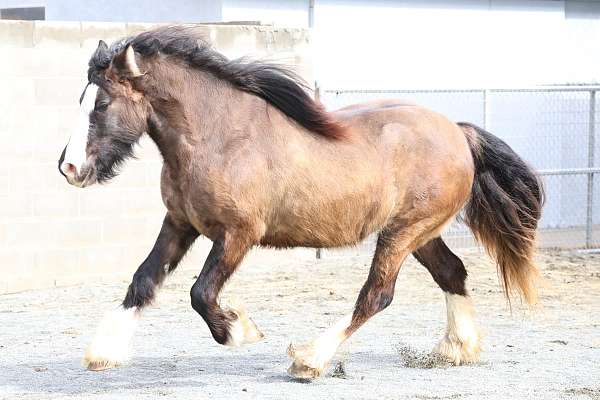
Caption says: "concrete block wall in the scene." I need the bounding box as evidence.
[0,20,313,294]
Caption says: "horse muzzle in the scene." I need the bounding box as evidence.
[58,147,97,188]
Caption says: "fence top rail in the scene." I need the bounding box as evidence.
[538,167,600,176]
[324,86,600,94]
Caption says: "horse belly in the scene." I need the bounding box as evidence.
[262,183,395,249]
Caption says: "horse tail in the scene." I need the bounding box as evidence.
[458,122,544,306]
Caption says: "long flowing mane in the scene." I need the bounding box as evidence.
[88,26,346,140]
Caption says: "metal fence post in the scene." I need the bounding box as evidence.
[586,90,596,248]
[315,81,322,259]
[308,0,315,28]
[483,89,490,130]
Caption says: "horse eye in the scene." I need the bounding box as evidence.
[95,103,109,112]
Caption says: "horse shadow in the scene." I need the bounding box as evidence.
[2,348,417,396]
[2,352,294,396]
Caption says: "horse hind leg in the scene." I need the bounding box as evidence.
[413,237,481,365]
[287,218,439,379]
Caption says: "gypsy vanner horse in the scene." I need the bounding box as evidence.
[58,26,543,379]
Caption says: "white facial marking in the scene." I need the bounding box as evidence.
[63,83,99,175]
[82,306,140,370]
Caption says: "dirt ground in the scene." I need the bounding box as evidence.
[0,248,599,400]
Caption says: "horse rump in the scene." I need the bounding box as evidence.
[458,122,544,306]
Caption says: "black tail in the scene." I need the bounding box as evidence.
[458,122,544,305]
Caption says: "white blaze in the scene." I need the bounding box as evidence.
[62,83,98,174]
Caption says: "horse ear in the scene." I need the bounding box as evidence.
[98,40,108,52]
[111,44,144,79]
[90,40,111,69]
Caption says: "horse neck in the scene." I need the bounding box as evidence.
[144,67,242,169]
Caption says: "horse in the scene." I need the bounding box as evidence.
[58,26,543,379]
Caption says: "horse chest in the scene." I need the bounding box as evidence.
[160,168,229,240]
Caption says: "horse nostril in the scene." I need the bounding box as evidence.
[60,162,77,178]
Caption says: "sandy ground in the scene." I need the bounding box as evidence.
[0,248,599,400]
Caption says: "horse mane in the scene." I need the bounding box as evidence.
[89,26,346,140]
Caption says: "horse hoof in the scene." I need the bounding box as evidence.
[287,361,322,380]
[82,356,121,371]
[224,307,264,347]
[81,306,139,371]
[433,333,481,365]
[286,342,326,380]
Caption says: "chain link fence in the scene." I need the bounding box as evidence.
[317,85,600,253]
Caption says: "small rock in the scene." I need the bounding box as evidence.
[332,361,347,379]
[549,340,568,345]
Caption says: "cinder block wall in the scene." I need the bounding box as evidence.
[0,20,314,294]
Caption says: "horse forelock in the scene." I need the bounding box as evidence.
[88,26,347,140]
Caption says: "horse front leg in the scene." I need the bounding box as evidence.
[190,229,264,347]
[82,214,198,371]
